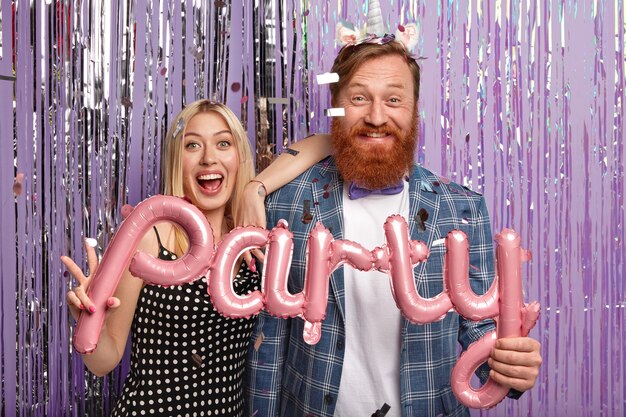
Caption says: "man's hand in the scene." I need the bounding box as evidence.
[488,337,542,392]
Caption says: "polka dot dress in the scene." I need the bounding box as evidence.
[112,229,260,417]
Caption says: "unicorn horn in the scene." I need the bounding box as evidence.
[366,0,386,35]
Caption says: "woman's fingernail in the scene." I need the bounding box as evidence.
[88,306,96,313]
[79,304,85,310]
[107,299,115,307]
[249,261,256,273]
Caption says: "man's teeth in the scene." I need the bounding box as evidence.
[366,132,387,138]
[197,173,223,180]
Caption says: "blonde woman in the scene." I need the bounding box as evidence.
[63,100,260,416]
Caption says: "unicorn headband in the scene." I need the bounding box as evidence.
[316,0,420,117]
[335,0,419,51]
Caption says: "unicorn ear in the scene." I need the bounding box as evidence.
[336,20,359,46]
[395,23,419,51]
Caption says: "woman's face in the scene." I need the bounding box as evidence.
[181,111,239,215]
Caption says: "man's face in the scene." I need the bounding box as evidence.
[331,53,418,189]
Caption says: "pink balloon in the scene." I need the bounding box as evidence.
[379,215,452,323]
[73,195,214,354]
[450,330,507,408]
[207,225,269,318]
[70,196,540,410]
[301,224,335,344]
[261,220,305,318]
[445,230,499,321]
[450,228,539,409]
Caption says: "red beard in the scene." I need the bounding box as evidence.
[331,116,418,190]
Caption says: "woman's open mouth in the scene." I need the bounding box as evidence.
[196,173,224,194]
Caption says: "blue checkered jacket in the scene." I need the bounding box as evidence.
[246,158,495,417]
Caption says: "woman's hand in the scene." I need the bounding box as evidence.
[61,238,120,321]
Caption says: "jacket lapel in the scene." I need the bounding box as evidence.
[408,166,441,291]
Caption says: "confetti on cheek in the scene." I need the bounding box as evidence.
[324,108,345,117]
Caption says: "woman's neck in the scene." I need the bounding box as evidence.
[203,208,228,243]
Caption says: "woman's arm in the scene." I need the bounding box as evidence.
[254,134,332,195]
[239,134,331,229]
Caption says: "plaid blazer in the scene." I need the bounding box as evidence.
[246,158,495,417]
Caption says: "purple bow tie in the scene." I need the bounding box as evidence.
[348,181,404,200]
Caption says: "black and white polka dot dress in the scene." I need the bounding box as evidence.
[112,229,260,417]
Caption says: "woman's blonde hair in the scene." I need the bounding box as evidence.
[161,99,254,253]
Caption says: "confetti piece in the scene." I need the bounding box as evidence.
[173,119,185,138]
[432,238,445,247]
[190,353,204,367]
[121,96,133,108]
[324,108,345,117]
[268,97,289,105]
[316,72,339,85]
[231,82,241,92]
[301,200,313,224]
[415,208,429,232]
[13,173,24,196]
[121,204,134,219]
[240,96,248,104]
[254,333,264,351]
